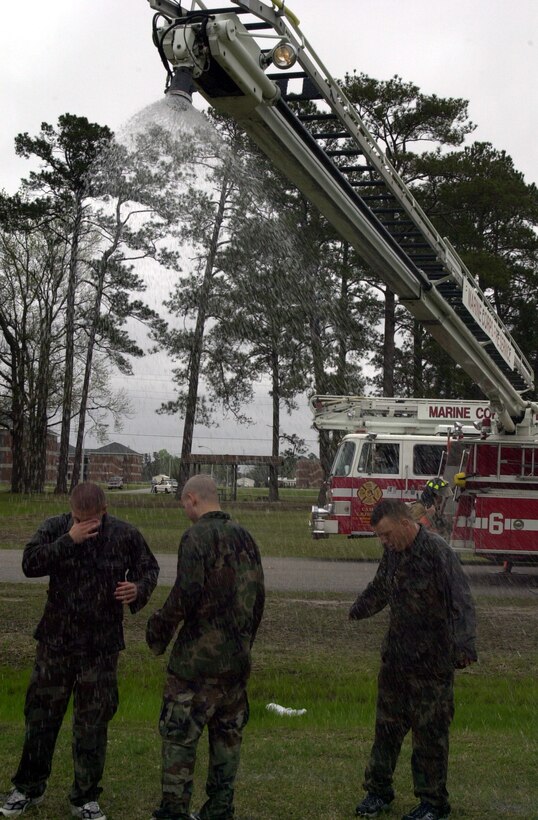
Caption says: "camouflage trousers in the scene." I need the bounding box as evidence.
[156,674,249,820]
[12,642,119,806]
[363,662,455,808]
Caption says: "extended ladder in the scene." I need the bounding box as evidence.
[147,0,536,431]
[310,394,494,434]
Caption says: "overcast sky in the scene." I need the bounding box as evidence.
[1,0,536,457]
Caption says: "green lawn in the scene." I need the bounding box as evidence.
[0,488,386,560]
[0,585,536,818]
[0,490,485,563]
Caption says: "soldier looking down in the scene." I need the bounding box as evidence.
[351,499,477,820]
[146,474,265,820]
[0,482,159,820]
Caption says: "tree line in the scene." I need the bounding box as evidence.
[1,73,537,495]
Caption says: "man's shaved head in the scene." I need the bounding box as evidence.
[181,475,220,522]
[182,474,219,503]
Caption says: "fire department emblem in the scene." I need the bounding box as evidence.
[358,481,383,506]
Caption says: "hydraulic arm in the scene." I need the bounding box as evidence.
[147,0,536,432]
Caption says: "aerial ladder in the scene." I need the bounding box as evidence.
[146,0,537,434]
[309,395,494,436]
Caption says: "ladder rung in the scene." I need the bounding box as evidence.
[339,164,376,173]
[326,149,363,157]
[312,131,350,140]
[349,180,386,187]
[298,113,337,122]
[268,71,308,80]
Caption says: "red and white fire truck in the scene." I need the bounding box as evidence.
[309,395,538,566]
[146,0,538,564]
[308,395,487,535]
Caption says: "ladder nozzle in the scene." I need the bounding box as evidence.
[166,66,196,103]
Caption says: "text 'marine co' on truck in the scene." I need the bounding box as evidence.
[145,0,538,565]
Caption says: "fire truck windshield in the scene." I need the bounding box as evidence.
[331,440,356,476]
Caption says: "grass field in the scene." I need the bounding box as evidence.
[0,488,383,560]
[0,489,484,563]
[0,582,537,819]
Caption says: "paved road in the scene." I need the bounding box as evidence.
[1,551,537,597]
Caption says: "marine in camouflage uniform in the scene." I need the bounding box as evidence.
[5,482,159,813]
[146,474,265,820]
[350,499,477,819]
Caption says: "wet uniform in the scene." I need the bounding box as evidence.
[12,512,159,807]
[350,525,477,811]
[146,511,265,820]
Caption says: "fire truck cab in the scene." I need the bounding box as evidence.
[313,432,448,537]
[310,396,488,539]
[312,395,538,565]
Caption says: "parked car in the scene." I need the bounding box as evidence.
[151,479,172,494]
[107,476,123,490]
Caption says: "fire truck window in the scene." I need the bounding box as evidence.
[331,440,356,477]
[413,444,445,476]
[357,442,372,474]
[371,443,400,474]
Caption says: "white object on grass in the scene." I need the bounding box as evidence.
[266,702,307,716]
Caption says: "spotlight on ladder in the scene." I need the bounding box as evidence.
[260,41,298,70]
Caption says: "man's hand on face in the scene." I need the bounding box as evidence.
[69,515,102,544]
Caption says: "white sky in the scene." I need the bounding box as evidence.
[1,0,537,457]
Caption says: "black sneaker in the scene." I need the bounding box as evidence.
[356,793,393,816]
[401,802,450,820]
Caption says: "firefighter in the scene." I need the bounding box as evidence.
[409,478,451,539]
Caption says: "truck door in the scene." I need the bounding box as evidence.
[326,438,357,535]
[352,440,401,532]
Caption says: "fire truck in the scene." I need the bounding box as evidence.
[145,0,538,564]
[307,395,475,536]
[309,393,538,566]
[308,395,490,536]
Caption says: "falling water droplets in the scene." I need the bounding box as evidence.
[118,94,223,154]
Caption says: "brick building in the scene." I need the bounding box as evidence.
[70,442,143,484]
[0,429,58,484]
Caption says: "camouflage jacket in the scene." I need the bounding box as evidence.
[349,525,477,673]
[146,511,265,683]
[23,512,159,654]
